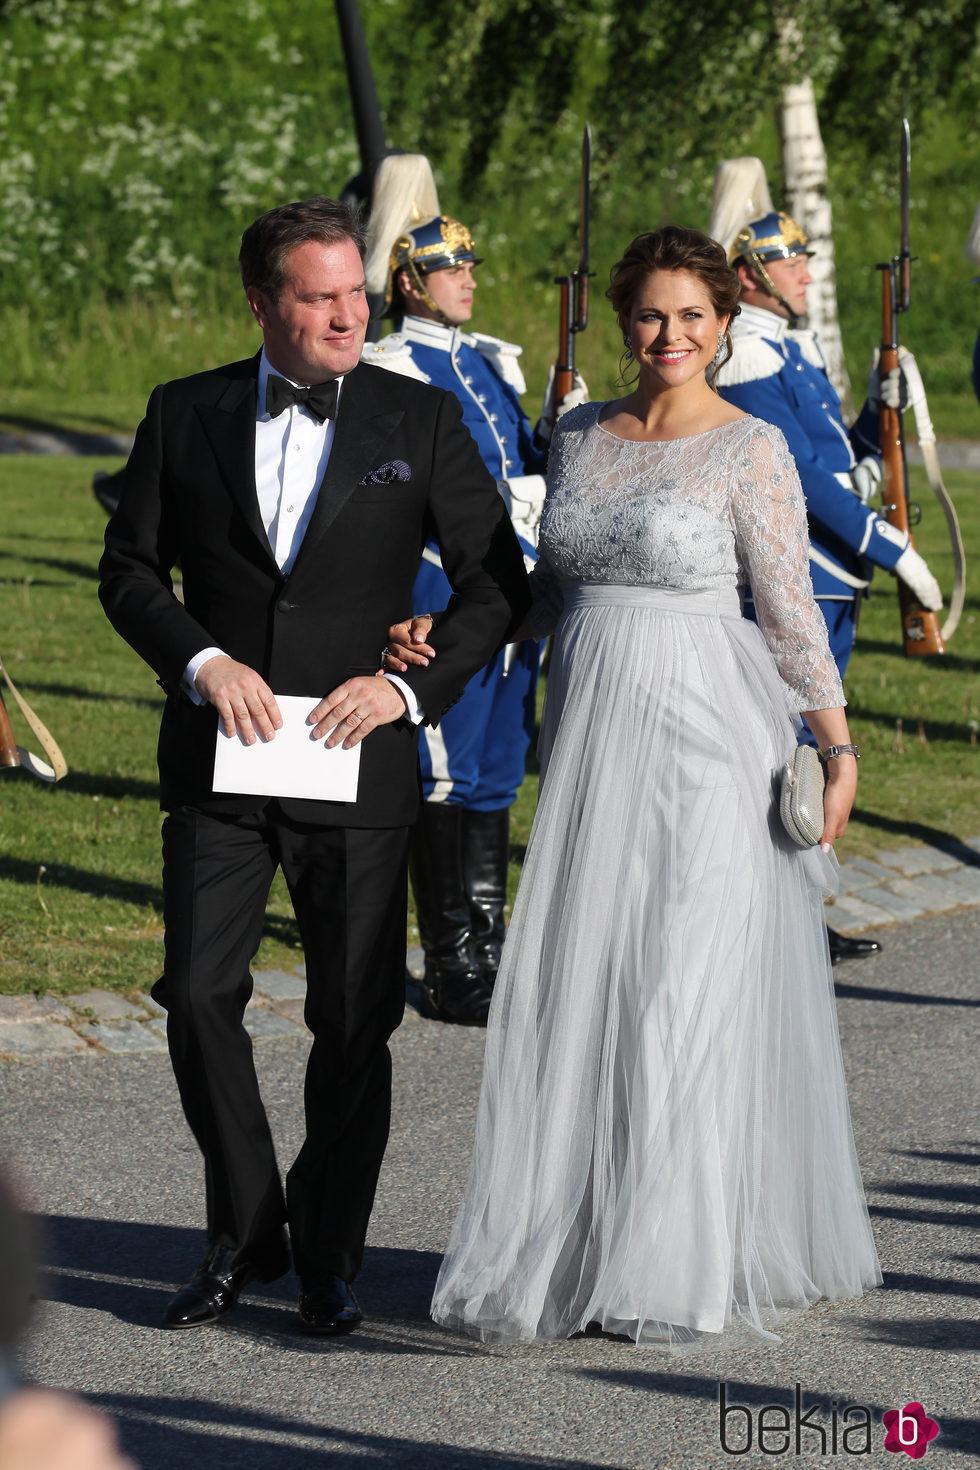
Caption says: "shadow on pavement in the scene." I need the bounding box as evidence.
[881,1269,980,1299]
[898,1147,980,1166]
[834,980,980,1007]
[35,1215,468,1350]
[98,1393,618,1469]
[576,1368,979,1458]
[868,1203,979,1229]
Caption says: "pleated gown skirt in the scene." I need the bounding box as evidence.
[431,584,881,1349]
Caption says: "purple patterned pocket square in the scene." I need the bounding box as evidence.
[359,459,412,485]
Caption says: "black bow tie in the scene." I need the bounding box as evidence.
[265,374,339,423]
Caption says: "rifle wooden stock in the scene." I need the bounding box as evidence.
[0,692,20,769]
[878,265,944,657]
[555,276,575,403]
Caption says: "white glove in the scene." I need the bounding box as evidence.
[867,343,927,414]
[505,473,547,548]
[895,545,943,610]
[536,365,589,443]
[850,456,881,504]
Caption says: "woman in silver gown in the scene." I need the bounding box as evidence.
[390,226,881,1350]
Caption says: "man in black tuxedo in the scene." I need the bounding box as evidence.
[99,197,528,1336]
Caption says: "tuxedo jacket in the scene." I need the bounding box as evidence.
[99,354,530,826]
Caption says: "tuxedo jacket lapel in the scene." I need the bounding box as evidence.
[195,358,277,568]
[293,365,404,570]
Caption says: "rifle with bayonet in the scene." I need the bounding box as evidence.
[877,118,953,657]
[553,125,593,404]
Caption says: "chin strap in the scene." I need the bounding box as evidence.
[400,261,453,328]
[0,655,68,782]
[750,260,798,323]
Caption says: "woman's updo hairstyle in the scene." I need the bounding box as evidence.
[606,225,741,383]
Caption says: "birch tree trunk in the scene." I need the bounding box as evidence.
[778,76,855,418]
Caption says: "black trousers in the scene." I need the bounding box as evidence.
[154,803,410,1285]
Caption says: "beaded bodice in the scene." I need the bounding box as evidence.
[528,402,845,711]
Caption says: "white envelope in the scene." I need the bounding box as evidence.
[212,695,360,802]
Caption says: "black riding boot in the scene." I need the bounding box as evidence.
[463,807,510,988]
[409,802,492,1025]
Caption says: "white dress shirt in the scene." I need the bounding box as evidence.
[183,347,420,721]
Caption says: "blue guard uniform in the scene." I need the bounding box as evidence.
[714,214,913,687]
[364,313,544,810]
[361,203,550,1026]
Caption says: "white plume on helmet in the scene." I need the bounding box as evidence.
[363,153,441,300]
[707,157,775,257]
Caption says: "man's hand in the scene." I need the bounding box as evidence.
[309,675,408,749]
[195,656,282,745]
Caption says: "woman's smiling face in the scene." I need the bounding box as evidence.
[625,268,728,389]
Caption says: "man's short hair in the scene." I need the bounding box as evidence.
[239,196,366,301]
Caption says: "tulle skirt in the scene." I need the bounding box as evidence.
[431,584,881,1350]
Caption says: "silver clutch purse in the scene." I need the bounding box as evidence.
[779,744,825,847]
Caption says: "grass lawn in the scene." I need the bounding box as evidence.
[0,455,977,998]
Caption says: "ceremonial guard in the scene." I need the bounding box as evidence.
[362,156,583,1025]
[708,160,943,964]
[709,165,942,680]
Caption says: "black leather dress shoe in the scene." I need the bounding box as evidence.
[826,926,883,966]
[297,1276,363,1336]
[162,1241,290,1330]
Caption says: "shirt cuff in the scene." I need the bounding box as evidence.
[183,647,227,705]
[383,673,423,725]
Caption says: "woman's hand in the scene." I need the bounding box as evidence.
[819,755,858,851]
[383,613,436,672]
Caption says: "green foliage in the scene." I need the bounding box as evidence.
[0,0,978,414]
[0,0,357,313]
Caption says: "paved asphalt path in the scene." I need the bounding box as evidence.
[2,909,977,1469]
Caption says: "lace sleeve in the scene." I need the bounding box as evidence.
[732,421,845,712]
[525,551,564,638]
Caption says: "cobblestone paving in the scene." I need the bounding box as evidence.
[2,838,978,1063]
